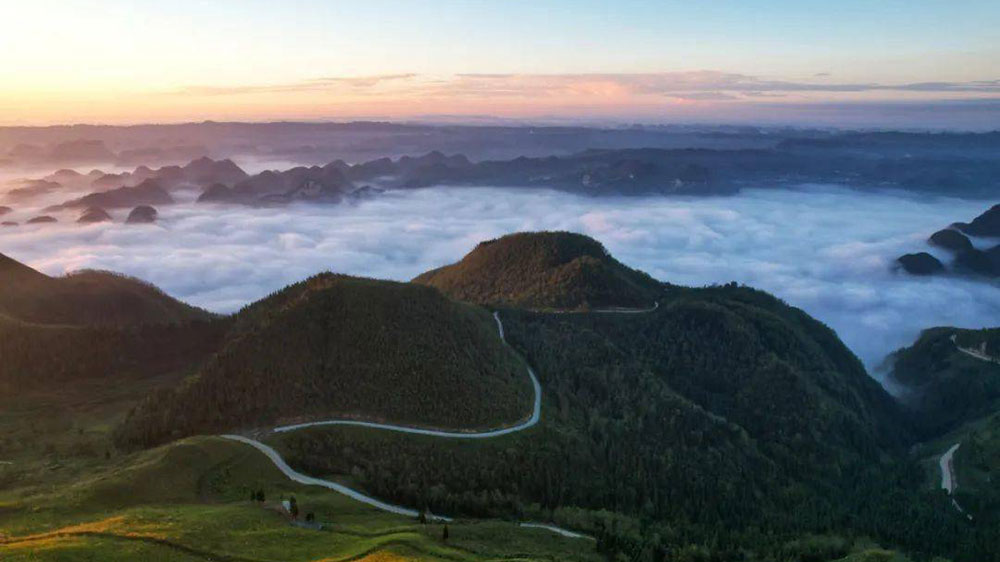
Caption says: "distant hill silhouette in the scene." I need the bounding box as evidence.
[126,205,158,224]
[896,203,1000,280]
[954,203,1000,237]
[49,179,173,210]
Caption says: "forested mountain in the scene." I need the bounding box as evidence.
[0,252,210,326]
[0,313,228,396]
[414,232,663,310]
[889,327,1000,437]
[340,137,1000,197]
[952,411,1000,527]
[115,274,533,449]
[0,252,226,399]
[277,283,979,561]
[82,232,998,560]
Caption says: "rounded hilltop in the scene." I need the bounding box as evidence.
[413,231,662,311]
[114,274,532,449]
[0,251,210,326]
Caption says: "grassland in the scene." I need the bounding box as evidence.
[0,435,603,562]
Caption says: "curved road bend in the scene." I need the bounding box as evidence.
[224,306,658,538]
[222,433,450,521]
[940,443,960,494]
[950,334,999,364]
[939,442,973,520]
[274,312,541,437]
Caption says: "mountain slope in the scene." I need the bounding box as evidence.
[0,312,228,396]
[413,231,662,310]
[279,283,925,560]
[889,326,1000,437]
[114,274,533,448]
[0,252,210,326]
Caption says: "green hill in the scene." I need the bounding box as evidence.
[413,231,662,310]
[114,274,533,449]
[0,313,228,396]
[0,252,211,326]
[953,411,1000,527]
[277,283,934,561]
[0,436,605,562]
[888,326,1000,437]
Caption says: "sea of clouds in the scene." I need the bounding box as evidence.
[0,184,997,378]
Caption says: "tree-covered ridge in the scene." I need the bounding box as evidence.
[279,284,988,560]
[0,252,211,326]
[955,411,1000,526]
[500,283,909,474]
[889,327,1000,438]
[0,314,229,395]
[954,327,1000,360]
[114,274,533,449]
[413,231,662,311]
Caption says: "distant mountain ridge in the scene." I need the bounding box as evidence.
[5,124,1000,198]
[47,179,174,211]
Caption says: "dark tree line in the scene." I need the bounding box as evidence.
[0,316,228,395]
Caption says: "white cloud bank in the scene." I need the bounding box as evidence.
[0,185,997,375]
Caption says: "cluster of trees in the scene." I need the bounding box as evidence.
[413,231,663,310]
[114,274,533,449]
[276,284,997,560]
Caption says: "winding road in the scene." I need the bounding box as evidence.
[273,312,541,437]
[223,433,450,520]
[933,334,993,521]
[950,334,999,364]
[939,443,960,494]
[224,305,657,538]
[939,442,973,520]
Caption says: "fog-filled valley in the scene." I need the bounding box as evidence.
[1,162,996,373]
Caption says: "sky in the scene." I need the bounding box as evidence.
[0,181,997,377]
[0,0,999,126]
